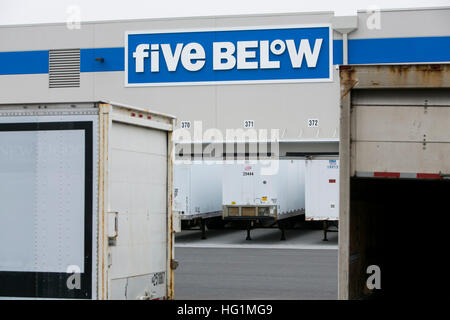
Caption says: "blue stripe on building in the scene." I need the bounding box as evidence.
[1,37,449,75]
[80,47,124,72]
[0,50,49,75]
[333,40,343,65]
[348,36,450,64]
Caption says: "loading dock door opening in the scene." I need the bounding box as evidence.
[349,178,450,299]
[340,65,450,300]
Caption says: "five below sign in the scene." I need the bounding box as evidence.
[125,25,332,86]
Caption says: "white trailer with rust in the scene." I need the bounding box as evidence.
[0,101,177,300]
[173,162,223,239]
[222,159,306,240]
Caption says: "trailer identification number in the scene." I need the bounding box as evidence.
[308,119,319,127]
[327,159,339,169]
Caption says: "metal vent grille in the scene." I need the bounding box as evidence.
[49,49,80,88]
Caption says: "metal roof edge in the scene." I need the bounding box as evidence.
[356,5,450,14]
[0,100,177,120]
[105,100,177,119]
[0,10,335,29]
[1,6,449,29]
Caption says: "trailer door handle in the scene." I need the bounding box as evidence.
[108,211,119,246]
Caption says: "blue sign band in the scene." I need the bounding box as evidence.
[126,26,332,85]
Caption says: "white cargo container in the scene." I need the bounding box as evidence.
[173,162,223,219]
[305,159,339,241]
[222,160,305,221]
[0,101,176,300]
[173,162,223,238]
[305,159,339,221]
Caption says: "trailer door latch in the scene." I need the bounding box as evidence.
[108,211,119,246]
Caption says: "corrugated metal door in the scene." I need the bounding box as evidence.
[107,121,168,300]
[351,89,450,176]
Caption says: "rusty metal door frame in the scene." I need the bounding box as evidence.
[338,64,450,300]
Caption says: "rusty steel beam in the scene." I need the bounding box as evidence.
[340,64,450,89]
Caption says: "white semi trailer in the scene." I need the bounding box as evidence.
[305,159,339,241]
[0,101,177,300]
[173,162,223,239]
[222,159,305,240]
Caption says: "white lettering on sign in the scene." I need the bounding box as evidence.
[286,39,323,68]
[150,44,159,72]
[237,41,259,70]
[161,43,183,72]
[213,42,236,70]
[181,43,205,72]
[133,44,149,73]
[260,40,280,69]
[133,39,323,73]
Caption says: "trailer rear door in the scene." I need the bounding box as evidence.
[107,121,169,300]
[342,83,450,300]
[0,113,98,299]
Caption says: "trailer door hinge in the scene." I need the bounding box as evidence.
[171,259,179,270]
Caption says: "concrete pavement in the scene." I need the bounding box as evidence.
[174,227,338,299]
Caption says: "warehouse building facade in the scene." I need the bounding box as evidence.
[1,7,449,299]
[1,7,448,156]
